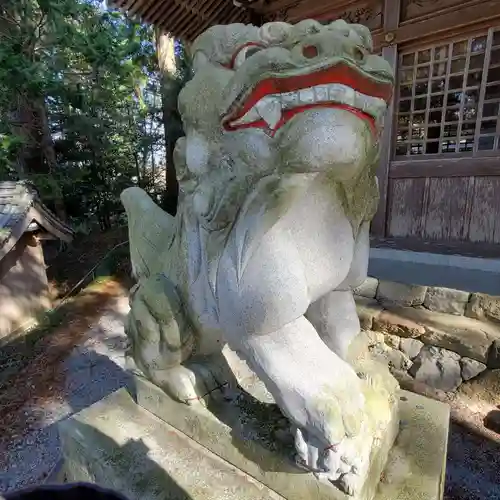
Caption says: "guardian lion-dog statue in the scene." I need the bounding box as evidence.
[122,19,398,496]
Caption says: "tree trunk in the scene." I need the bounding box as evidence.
[34,98,67,220]
[156,30,179,216]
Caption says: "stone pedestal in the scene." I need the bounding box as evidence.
[59,374,449,500]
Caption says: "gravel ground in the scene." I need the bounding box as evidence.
[0,296,499,499]
[0,296,132,493]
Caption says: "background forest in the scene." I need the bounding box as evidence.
[0,0,190,233]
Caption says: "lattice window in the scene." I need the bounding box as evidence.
[394,28,500,157]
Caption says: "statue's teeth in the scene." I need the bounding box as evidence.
[299,88,315,104]
[314,86,329,102]
[328,84,344,102]
[343,87,356,106]
[281,92,299,108]
[256,97,282,130]
[355,92,371,113]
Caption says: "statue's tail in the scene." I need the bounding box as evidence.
[121,187,176,280]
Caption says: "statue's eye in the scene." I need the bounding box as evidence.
[231,43,265,69]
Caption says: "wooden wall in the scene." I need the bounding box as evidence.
[387,176,500,244]
[0,233,51,339]
[315,0,500,254]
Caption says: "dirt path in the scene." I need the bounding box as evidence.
[0,282,131,492]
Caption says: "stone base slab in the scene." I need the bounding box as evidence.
[59,388,282,500]
[58,383,449,500]
[131,374,398,500]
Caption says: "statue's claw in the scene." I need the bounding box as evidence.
[292,395,370,497]
[154,360,234,405]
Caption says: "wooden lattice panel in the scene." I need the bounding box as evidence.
[395,28,500,157]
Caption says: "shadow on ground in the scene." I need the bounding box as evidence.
[444,422,500,500]
[59,422,194,500]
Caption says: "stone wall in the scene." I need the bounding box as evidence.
[354,278,500,393]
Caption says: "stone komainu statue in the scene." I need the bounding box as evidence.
[122,19,397,496]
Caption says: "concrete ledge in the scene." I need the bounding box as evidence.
[58,387,449,500]
[368,248,500,296]
[132,375,397,500]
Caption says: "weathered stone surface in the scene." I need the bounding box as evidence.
[370,343,412,371]
[60,387,450,500]
[484,410,500,434]
[394,374,450,404]
[362,329,385,347]
[399,338,424,360]
[421,327,491,364]
[353,277,379,299]
[384,334,401,350]
[379,305,500,363]
[59,389,282,500]
[409,346,462,392]
[373,310,425,338]
[375,392,450,500]
[134,374,399,500]
[458,369,500,405]
[355,296,383,330]
[120,20,396,494]
[460,357,486,381]
[376,281,427,307]
[466,293,500,323]
[487,339,500,369]
[390,368,414,387]
[423,287,470,316]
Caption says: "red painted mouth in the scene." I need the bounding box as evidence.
[222,62,393,136]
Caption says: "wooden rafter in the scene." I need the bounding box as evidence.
[109,0,249,40]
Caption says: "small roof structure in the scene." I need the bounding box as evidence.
[0,181,73,262]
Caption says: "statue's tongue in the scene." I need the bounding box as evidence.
[275,107,374,179]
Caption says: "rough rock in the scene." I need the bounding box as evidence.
[484,410,500,434]
[380,305,500,363]
[384,334,401,349]
[370,343,412,371]
[373,309,425,338]
[393,371,450,403]
[460,357,487,381]
[487,339,500,369]
[458,369,500,405]
[361,329,385,347]
[353,277,379,299]
[400,338,424,360]
[423,287,470,316]
[376,281,427,307]
[390,368,414,386]
[421,328,491,364]
[466,293,500,324]
[409,346,462,392]
[355,296,383,330]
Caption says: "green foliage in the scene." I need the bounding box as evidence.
[0,0,183,229]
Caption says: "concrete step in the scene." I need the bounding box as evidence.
[368,247,500,296]
[59,388,284,500]
[58,381,450,500]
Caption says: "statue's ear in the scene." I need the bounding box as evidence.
[186,130,210,175]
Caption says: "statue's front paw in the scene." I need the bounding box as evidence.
[149,356,236,405]
[293,417,369,497]
[293,427,341,477]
